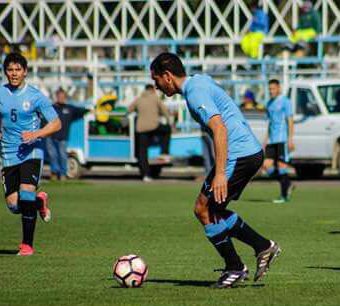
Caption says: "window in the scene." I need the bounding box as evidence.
[318,85,340,113]
[296,88,321,116]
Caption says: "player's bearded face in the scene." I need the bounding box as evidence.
[151,71,176,97]
[5,62,27,88]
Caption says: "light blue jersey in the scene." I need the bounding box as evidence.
[266,95,293,144]
[181,74,261,177]
[0,83,58,167]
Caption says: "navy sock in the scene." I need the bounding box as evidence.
[278,169,291,198]
[204,212,244,271]
[20,191,37,247]
[229,216,271,256]
[35,197,43,210]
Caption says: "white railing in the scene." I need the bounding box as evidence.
[0,0,338,44]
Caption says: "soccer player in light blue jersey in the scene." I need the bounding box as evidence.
[150,53,281,288]
[0,53,61,256]
[263,79,295,204]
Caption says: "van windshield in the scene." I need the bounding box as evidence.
[318,85,340,113]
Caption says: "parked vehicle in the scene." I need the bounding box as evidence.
[247,79,340,179]
[66,112,201,178]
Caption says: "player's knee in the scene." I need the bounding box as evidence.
[6,203,21,214]
[5,193,20,214]
[194,196,208,220]
[263,159,273,170]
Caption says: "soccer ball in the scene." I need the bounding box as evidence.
[113,254,148,288]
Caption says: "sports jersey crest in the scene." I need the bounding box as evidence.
[22,100,31,111]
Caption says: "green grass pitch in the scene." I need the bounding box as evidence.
[0,180,339,306]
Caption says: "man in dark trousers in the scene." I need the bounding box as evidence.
[46,88,88,180]
[128,84,171,182]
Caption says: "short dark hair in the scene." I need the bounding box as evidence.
[3,52,28,71]
[250,0,260,9]
[269,79,280,86]
[145,84,155,90]
[56,87,66,95]
[150,52,186,77]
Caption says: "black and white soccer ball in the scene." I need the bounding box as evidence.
[113,254,148,288]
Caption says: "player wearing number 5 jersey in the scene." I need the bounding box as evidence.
[0,53,61,256]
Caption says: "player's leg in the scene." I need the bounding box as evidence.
[263,144,278,177]
[214,151,281,282]
[194,192,248,288]
[263,158,275,176]
[20,159,51,222]
[2,164,21,215]
[274,143,294,204]
[18,159,49,255]
[5,192,21,214]
[196,166,249,288]
[18,184,38,255]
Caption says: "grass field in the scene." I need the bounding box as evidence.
[0,180,339,306]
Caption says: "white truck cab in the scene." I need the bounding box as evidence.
[248,79,340,179]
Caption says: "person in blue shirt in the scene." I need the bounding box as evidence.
[263,79,295,204]
[241,1,269,59]
[150,53,281,288]
[0,53,61,256]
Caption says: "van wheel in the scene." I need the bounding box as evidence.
[67,156,83,179]
[295,164,325,180]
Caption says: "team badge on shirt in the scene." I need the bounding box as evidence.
[22,100,31,111]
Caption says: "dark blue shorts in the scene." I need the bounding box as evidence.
[201,150,264,207]
[265,143,289,163]
[1,159,42,197]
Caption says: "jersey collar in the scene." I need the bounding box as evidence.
[181,76,191,96]
[4,83,28,96]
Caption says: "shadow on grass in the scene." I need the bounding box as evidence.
[307,266,340,271]
[329,231,340,235]
[0,249,18,255]
[243,198,270,204]
[146,279,265,288]
[108,278,265,289]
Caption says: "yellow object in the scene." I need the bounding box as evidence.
[241,32,265,59]
[290,28,317,43]
[21,43,37,60]
[95,94,117,123]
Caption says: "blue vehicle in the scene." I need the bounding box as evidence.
[66,112,202,178]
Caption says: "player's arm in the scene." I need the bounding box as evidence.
[22,118,61,143]
[285,97,295,152]
[207,115,228,204]
[287,117,294,152]
[22,93,61,143]
[263,109,269,148]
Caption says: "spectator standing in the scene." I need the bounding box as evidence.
[46,88,88,181]
[128,84,171,182]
